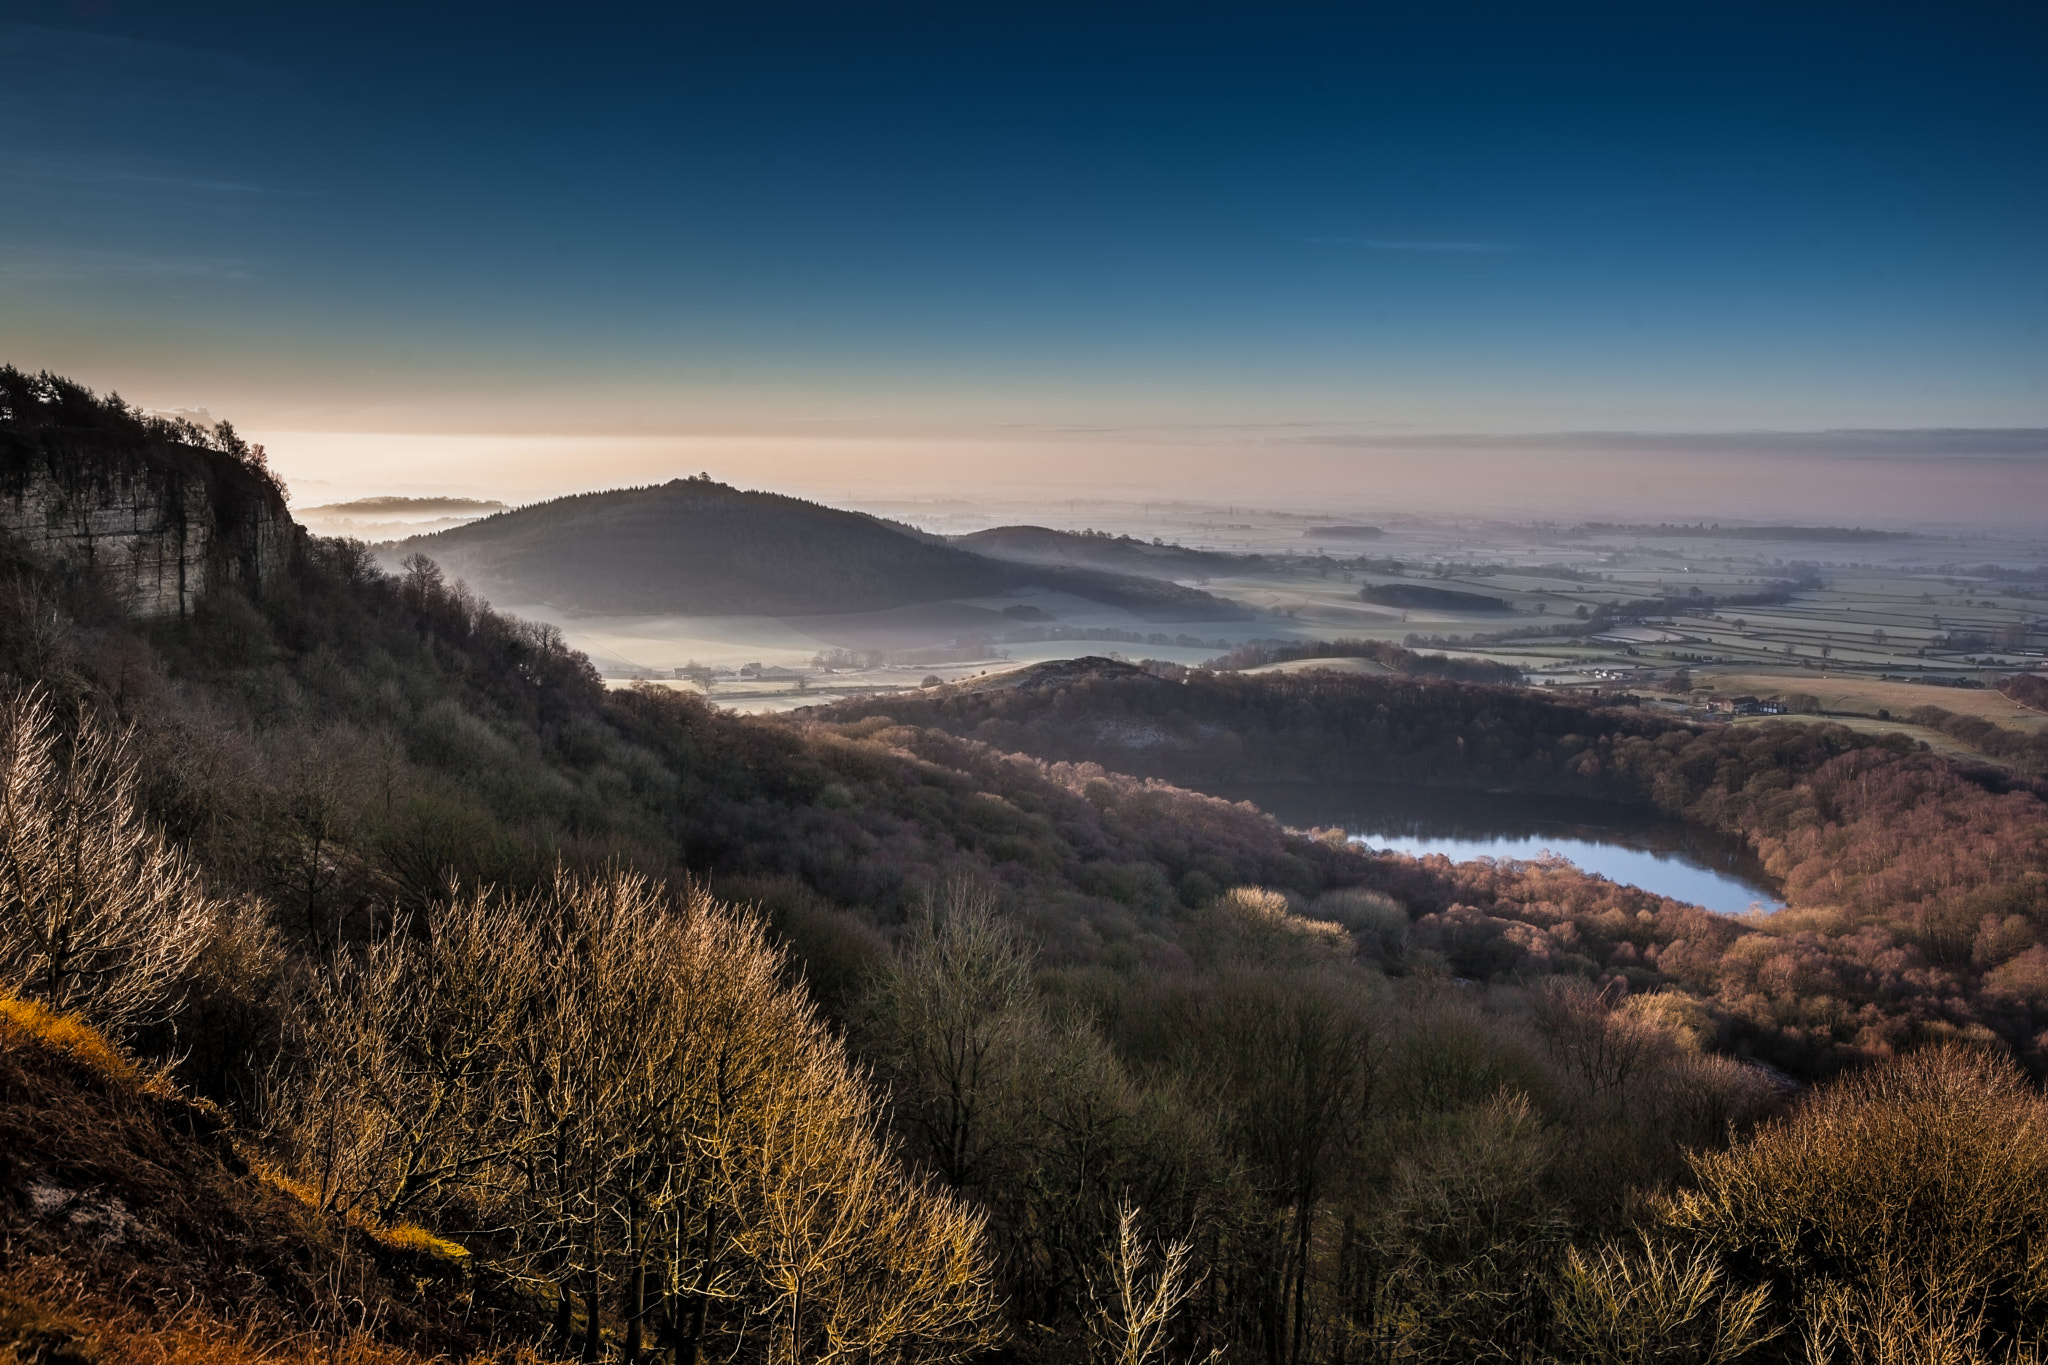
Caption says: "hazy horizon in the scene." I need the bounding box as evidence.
[254,424,2048,535]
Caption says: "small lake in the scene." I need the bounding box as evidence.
[1213,781,1783,915]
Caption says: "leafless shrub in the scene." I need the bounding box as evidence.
[858,880,1038,1189]
[1531,977,1678,1104]
[1314,887,1410,961]
[1549,1233,1776,1364]
[275,869,1006,1365]
[277,884,543,1223]
[0,690,219,1034]
[1799,1265,2048,1365]
[1671,1045,2048,1356]
[1185,886,1348,969]
[1374,1089,1568,1363]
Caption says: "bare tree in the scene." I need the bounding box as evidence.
[1089,1202,1221,1365]
[1199,974,1379,1365]
[264,723,376,945]
[859,881,1037,1189]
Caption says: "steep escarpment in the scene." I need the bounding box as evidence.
[0,369,295,618]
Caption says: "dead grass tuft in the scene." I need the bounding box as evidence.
[0,1281,100,1365]
[370,1223,471,1266]
[0,1257,539,1365]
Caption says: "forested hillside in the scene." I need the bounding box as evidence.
[393,480,1250,619]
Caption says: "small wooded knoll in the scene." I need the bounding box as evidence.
[394,479,1249,619]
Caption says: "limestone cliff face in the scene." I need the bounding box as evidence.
[0,429,297,618]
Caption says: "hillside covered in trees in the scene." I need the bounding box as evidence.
[6,377,2048,1362]
[392,480,1250,620]
[821,661,2048,1075]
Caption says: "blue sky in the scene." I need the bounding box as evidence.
[1,1,2043,506]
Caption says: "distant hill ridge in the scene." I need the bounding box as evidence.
[303,495,509,516]
[394,478,1250,619]
[1577,522,1912,542]
[954,524,1257,578]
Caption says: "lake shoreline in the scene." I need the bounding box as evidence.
[1205,778,1784,914]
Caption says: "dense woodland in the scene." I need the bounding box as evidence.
[0,365,284,504]
[1358,583,1512,613]
[6,378,2048,1362]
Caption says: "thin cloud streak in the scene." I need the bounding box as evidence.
[0,244,254,282]
[1305,236,1520,252]
[0,151,325,201]
[1291,428,2048,460]
[95,169,325,198]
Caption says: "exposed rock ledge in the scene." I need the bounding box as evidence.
[0,428,297,618]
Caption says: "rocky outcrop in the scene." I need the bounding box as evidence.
[0,429,297,618]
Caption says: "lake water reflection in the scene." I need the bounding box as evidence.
[1214,781,1783,916]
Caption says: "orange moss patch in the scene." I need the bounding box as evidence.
[246,1164,470,1267]
[0,996,137,1086]
[248,1160,322,1209]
